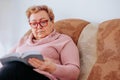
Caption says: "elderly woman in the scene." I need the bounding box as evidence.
[0,5,80,80]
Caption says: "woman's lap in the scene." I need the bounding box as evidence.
[0,61,50,80]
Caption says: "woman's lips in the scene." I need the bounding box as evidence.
[36,30,45,34]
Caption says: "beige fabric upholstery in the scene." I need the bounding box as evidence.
[77,23,99,80]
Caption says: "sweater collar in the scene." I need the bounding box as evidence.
[27,29,60,46]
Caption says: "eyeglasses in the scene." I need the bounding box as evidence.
[29,19,49,28]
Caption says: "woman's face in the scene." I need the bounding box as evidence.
[29,11,54,40]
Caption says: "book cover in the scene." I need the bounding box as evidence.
[0,51,44,67]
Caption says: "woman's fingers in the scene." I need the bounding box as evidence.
[28,58,56,73]
[28,58,43,68]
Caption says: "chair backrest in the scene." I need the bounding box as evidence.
[54,18,89,44]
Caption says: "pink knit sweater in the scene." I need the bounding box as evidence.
[9,30,80,80]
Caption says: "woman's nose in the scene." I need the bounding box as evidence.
[36,24,43,29]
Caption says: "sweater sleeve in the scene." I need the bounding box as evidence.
[8,36,27,53]
[52,39,80,80]
[8,44,18,53]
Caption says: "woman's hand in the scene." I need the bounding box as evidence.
[28,58,56,73]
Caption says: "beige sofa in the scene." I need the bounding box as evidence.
[54,18,120,80]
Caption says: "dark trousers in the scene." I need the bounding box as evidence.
[0,61,50,80]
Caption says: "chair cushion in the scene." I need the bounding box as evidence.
[77,23,99,80]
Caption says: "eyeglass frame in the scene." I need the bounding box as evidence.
[29,19,50,28]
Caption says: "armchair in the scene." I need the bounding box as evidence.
[24,18,120,80]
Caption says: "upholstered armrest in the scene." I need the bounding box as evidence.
[87,19,120,80]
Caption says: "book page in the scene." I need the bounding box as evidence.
[0,62,3,68]
[0,51,44,67]
[21,51,41,58]
[21,51,44,61]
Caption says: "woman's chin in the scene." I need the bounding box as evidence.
[36,35,46,39]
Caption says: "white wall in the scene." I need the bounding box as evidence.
[19,0,120,22]
[0,0,120,56]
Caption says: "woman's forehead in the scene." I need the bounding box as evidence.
[29,11,49,21]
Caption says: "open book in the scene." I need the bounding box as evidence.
[0,51,44,67]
